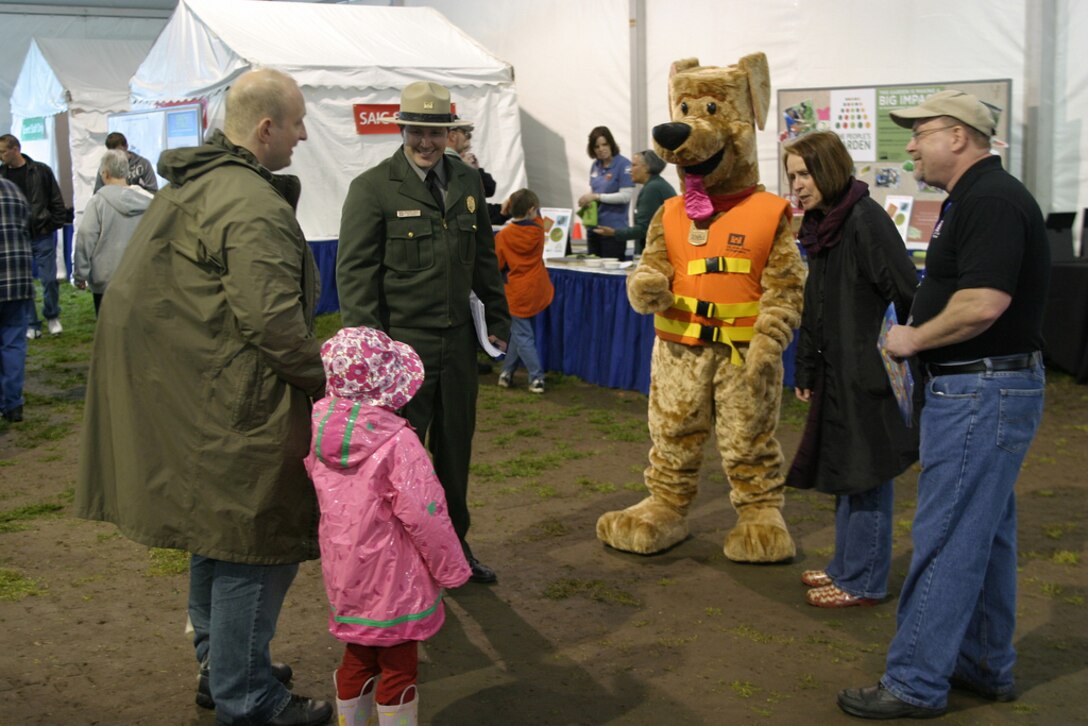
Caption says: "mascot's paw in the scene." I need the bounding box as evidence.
[723,507,796,563]
[627,268,674,314]
[597,497,690,554]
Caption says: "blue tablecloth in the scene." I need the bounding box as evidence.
[309,239,340,315]
[534,266,656,394]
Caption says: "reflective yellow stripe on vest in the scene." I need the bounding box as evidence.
[687,257,753,275]
[653,316,756,365]
[670,294,760,323]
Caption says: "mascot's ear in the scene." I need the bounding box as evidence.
[668,58,700,111]
[738,52,771,130]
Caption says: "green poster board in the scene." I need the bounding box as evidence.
[777,79,1011,254]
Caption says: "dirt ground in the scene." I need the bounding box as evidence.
[1,292,1086,725]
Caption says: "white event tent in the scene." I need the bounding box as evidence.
[9,37,153,221]
[129,0,528,240]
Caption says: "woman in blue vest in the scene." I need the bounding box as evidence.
[577,126,634,259]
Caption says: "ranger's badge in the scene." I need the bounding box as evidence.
[467,196,477,213]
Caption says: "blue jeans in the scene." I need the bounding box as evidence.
[0,300,29,412]
[189,556,298,724]
[502,315,544,382]
[825,480,893,599]
[881,358,1044,709]
[29,232,61,326]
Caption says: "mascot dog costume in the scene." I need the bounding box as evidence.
[596,53,805,562]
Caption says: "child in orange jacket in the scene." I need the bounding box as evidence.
[494,189,554,393]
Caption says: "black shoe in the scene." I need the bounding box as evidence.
[949,674,1018,702]
[196,661,294,709]
[467,556,497,584]
[837,684,946,719]
[1,406,22,423]
[267,694,333,726]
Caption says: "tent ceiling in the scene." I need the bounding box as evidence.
[0,0,340,16]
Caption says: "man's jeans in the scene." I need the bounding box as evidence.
[882,358,1044,709]
[29,232,60,327]
[501,315,544,382]
[0,300,29,412]
[189,556,298,724]
[825,480,894,600]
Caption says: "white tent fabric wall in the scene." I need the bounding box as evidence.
[0,16,166,140]
[130,0,529,240]
[10,38,154,223]
[418,0,1085,251]
[417,0,632,214]
[1057,0,1088,245]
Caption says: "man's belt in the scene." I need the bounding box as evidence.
[924,352,1039,377]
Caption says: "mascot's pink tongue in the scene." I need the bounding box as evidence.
[684,174,714,221]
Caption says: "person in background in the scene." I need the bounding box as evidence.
[0,133,69,338]
[75,68,332,726]
[594,149,676,257]
[74,149,153,315]
[839,90,1049,719]
[93,132,158,194]
[0,178,32,423]
[337,80,510,585]
[308,326,470,726]
[781,130,919,609]
[495,188,554,393]
[447,120,508,227]
[577,126,634,259]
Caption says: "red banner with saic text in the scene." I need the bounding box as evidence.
[353,104,399,135]
[353,102,460,135]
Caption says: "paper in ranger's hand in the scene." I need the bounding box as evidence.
[470,292,505,359]
[877,302,914,427]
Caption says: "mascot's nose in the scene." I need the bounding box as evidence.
[653,122,691,151]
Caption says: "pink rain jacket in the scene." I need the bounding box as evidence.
[305,397,470,646]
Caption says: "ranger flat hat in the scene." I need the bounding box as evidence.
[889,89,1000,138]
[395,81,462,128]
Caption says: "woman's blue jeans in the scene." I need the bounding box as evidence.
[881,360,1044,709]
[825,480,894,599]
[501,315,544,382]
[189,555,298,724]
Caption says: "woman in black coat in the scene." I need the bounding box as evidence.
[783,131,920,608]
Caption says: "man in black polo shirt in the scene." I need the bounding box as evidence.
[838,90,1049,719]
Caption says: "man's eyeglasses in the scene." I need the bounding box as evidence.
[454,129,472,140]
[911,124,959,141]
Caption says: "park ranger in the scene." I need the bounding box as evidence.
[337,81,510,584]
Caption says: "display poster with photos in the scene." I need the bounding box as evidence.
[539,207,573,258]
[778,80,1011,257]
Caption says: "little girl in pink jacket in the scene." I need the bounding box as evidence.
[306,326,470,726]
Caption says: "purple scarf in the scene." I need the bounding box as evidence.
[798,178,869,254]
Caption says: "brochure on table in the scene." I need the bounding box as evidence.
[540,207,573,258]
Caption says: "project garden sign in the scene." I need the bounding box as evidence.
[777,79,1011,252]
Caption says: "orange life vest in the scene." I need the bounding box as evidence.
[654,192,789,363]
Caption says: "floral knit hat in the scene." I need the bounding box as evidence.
[321,327,425,410]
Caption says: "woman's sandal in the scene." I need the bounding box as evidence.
[805,584,879,608]
[801,569,833,588]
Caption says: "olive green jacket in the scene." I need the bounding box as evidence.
[337,148,510,339]
[75,131,326,564]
